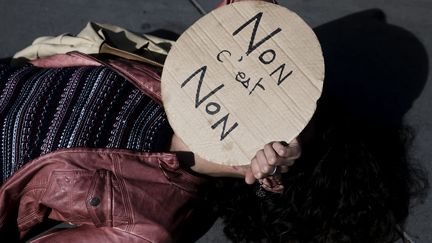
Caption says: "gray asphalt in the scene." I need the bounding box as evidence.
[0,0,430,242]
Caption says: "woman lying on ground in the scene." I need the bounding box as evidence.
[0,53,427,243]
[0,1,428,242]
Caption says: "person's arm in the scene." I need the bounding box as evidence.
[30,224,154,243]
[169,134,244,178]
[169,134,300,184]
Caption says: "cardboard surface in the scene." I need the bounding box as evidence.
[162,1,324,165]
[2,0,430,241]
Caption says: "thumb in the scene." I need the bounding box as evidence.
[233,165,256,184]
[244,167,256,184]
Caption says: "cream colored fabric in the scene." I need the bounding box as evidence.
[13,22,173,61]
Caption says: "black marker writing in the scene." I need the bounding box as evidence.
[235,71,265,95]
[216,50,231,63]
[211,113,239,141]
[206,102,220,115]
[259,49,276,64]
[270,63,293,85]
[235,71,250,88]
[232,12,282,56]
[231,12,294,87]
[181,65,224,108]
[181,65,239,141]
[249,77,265,95]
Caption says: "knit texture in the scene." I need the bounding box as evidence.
[0,60,172,183]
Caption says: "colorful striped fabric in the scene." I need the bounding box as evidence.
[0,60,173,183]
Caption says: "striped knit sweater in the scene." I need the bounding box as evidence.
[0,60,173,183]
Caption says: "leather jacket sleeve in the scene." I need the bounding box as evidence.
[0,149,208,243]
[31,225,152,243]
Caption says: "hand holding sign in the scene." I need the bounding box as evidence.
[243,138,301,185]
[162,1,324,166]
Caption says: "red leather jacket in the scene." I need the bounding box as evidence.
[0,2,280,241]
[0,53,209,243]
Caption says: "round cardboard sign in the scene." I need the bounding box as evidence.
[161,1,324,165]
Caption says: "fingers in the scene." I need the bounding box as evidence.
[249,151,278,180]
[264,143,278,165]
[259,178,284,193]
[248,139,301,182]
[272,138,301,161]
[256,149,276,175]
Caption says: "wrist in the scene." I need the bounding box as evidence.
[169,134,246,178]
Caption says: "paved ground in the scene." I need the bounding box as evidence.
[0,0,431,242]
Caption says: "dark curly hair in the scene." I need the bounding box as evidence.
[209,98,429,243]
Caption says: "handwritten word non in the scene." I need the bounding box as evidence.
[220,12,294,94]
[181,66,239,141]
